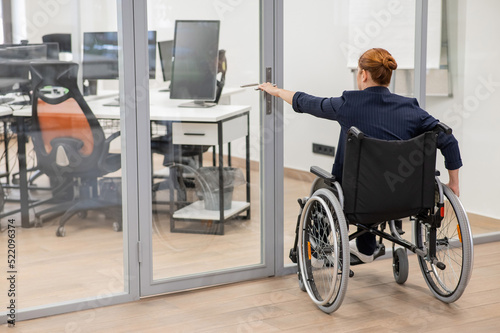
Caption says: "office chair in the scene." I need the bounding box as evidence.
[29,61,122,236]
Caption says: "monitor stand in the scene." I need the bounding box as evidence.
[178,100,216,108]
[158,82,170,92]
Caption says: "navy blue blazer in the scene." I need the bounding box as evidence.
[292,86,462,182]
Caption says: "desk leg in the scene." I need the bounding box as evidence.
[217,122,224,235]
[16,118,31,227]
[166,121,176,232]
[212,146,216,166]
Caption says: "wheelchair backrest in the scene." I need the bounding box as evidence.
[342,127,437,224]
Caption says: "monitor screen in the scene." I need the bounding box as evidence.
[0,45,47,94]
[0,43,58,59]
[83,31,156,80]
[170,20,220,101]
[158,40,174,82]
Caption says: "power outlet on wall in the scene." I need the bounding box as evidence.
[312,143,335,157]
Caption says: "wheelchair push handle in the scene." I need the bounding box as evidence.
[434,122,452,135]
[347,126,364,140]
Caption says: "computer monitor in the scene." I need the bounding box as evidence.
[82,31,157,80]
[170,20,220,107]
[0,42,59,59]
[158,40,174,82]
[0,44,47,97]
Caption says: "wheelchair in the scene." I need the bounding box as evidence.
[289,123,474,314]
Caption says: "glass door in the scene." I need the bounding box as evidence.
[0,0,139,323]
[137,0,275,295]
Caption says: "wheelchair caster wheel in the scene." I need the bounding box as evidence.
[77,211,88,219]
[113,221,122,232]
[56,226,66,237]
[393,248,409,284]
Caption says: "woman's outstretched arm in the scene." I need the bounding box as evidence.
[258,82,296,105]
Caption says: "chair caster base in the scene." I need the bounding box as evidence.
[56,226,66,237]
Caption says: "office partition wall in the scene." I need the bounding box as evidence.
[0,0,138,323]
[0,0,276,323]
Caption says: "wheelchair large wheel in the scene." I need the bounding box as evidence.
[297,188,350,314]
[415,184,473,303]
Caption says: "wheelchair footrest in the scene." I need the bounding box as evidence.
[373,243,386,260]
[350,243,385,266]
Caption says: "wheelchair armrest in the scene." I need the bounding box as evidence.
[434,122,452,135]
[347,126,364,140]
[310,166,336,182]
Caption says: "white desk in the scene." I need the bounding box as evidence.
[11,89,251,234]
[91,92,251,235]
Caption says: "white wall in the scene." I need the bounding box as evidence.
[284,0,500,219]
[283,0,350,173]
[450,0,500,218]
[283,0,418,173]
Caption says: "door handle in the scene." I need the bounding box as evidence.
[266,67,272,115]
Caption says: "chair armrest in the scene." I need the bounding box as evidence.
[310,166,336,182]
[434,122,452,135]
[98,131,121,173]
[101,130,121,152]
[104,130,121,144]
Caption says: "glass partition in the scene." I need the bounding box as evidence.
[426,0,500,236]
[0,0,130,322]
[141,0,271,294]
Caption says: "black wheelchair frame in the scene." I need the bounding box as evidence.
[289,123,474,314]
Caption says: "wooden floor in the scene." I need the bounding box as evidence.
[12,241,500,332]
[2,141,500,329]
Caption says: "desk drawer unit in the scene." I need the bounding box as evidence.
[172,115,248,145]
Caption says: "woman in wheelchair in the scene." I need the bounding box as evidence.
[258,48,473,313]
